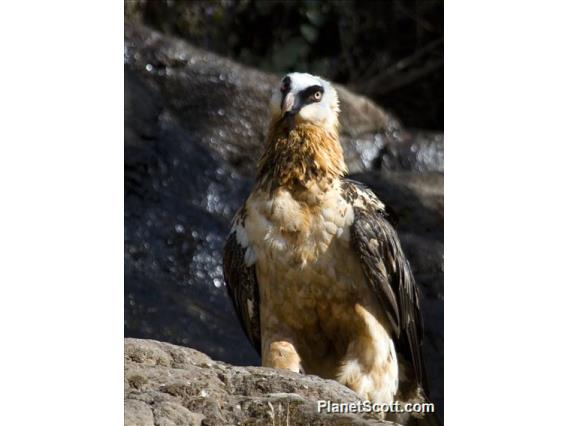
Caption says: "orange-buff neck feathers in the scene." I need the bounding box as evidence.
[256,119,346,192]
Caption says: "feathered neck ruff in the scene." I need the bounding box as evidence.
[256,119,347,193]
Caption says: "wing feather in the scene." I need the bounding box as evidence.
[223,208,261,354]
[343,179,425,386]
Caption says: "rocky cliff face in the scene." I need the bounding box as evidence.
[124,23,443,421]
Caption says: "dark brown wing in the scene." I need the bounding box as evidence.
[223,211,261,355]
[342,179,425,386]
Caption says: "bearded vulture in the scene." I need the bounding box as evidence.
[224,72,432,421]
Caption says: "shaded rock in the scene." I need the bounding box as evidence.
[124,23,407,176]
[125,338,400,426]
[125,70,257,364]
[351,172,443,240]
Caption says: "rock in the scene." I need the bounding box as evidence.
[124,23,413,176]
[125,338,401,425]
[124,22,444,422]
[125,399,154,426]
[377,132,444,173]
[125,62,259,365]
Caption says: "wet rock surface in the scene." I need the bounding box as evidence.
[376,132,444,173]
[125,23,444,421]
[125,338,398,426]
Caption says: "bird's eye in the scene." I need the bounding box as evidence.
[313,91,322,101]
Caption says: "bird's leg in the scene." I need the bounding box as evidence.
[262,338,302,373]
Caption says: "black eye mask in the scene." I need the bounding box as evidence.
[282,84,325,115]
[299,85,324,105]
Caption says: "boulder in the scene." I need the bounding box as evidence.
[125,23,443,176]
[125,338,401,425]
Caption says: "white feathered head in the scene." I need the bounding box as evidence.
[270,72,339,132]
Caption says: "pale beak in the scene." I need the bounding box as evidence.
[281,92,295,117]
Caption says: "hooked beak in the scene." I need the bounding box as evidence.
[281,92,299,117]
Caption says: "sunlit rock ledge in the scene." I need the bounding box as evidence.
[124,338,405,425]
